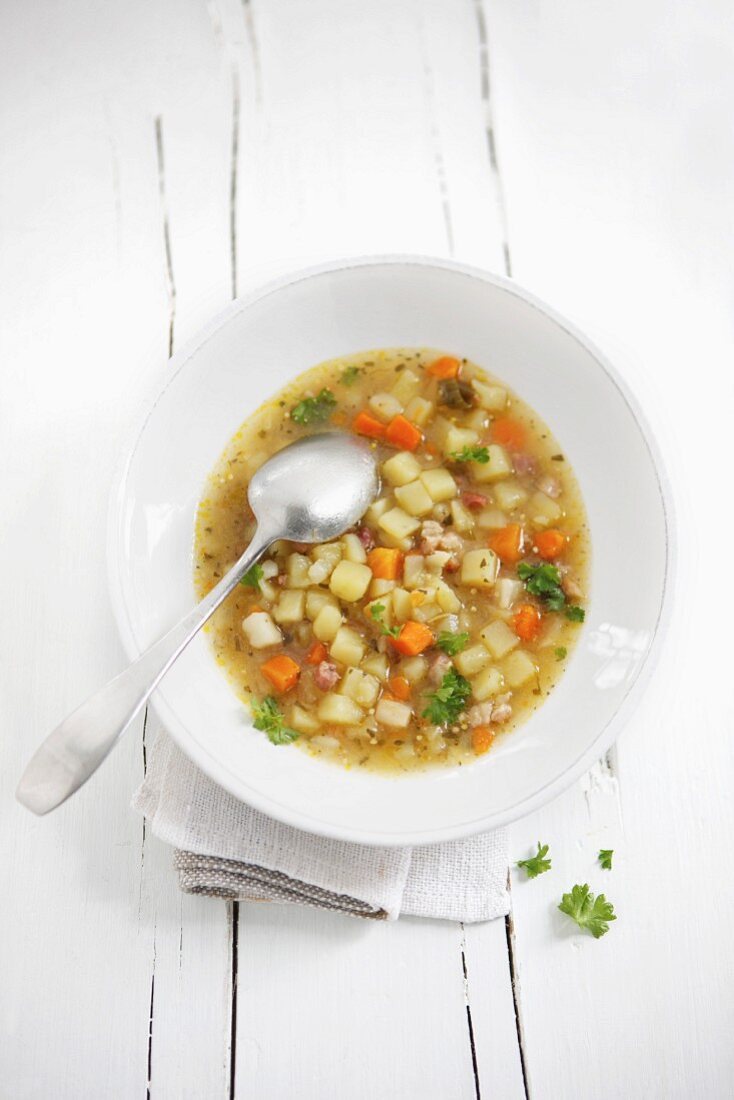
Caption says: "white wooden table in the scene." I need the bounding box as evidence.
[2,2,733,1096]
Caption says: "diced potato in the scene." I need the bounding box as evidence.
[420,467,458,502]
[391,587,413,621]
[476,507,508,531]
[411,600,441,623]
[450,499,475,533]
[455,644,492,677]
[369,578,396,597]
[494,479,529,512]
[364,595,393,627]
[241,611,282,649]
[365,497,391,525]
[402,554,426,589]
[460,548,499,588]
[317,693,363,726]
[307,558,334,585]
[403,395,434,427]
[503,649,538,688]
[340,667,380,708]
[287,552,311,588]
[257,559,278,600]
[528,491,563,527]
[463,407,490,432]
[391,368,421,404]
[312,603,343,642]
[494,577,524,610]
[361,652,389,681]
[329,560,372,602]
[480,618,519,659]
[471,666,505,701]
[378,507,421,541]
[473,379,508,411]
[378,530,414,552]
[375,698,413,729]
[312,542,342,566]
[329,626,366,667]
[400,655,428,683]
[305,589,338,620]
[341,532,367,564]
[395,479,434,517]
[272,589,305,624]
[290,704,320,735]
[260,560,278,579]
[435,579,461,613]
[425,551,451,574]
[444,426,479,456]
[382,451,422,486]
[472,444,513,484]
[368,391,403,422]
[432,502,451,522]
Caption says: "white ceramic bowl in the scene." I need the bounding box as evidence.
[108,257,672,846]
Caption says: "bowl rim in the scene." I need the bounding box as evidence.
[107,254,676,846]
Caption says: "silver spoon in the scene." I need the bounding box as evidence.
[17,432,379,815]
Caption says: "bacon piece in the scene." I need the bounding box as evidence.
[313,660,339,691]
[537,474,561,499]
[511,452,538,478]
[461,490,488,510]
[429,653,451,684]
[357,525,376,551]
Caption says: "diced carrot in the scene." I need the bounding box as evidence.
[385,414,422,451]
[330,410,347,427]
[488,523,523,564]
[427,355,461,380]
[535,528,567,560]
[390,620,434,656]
[512,603,543,642]
[352,411,387,440]
[367,546,403,580]
[260,654,301,693]
[491,417,525,450]
[472,726,495,755]
[388,676,412,701]
[305,641,328,665]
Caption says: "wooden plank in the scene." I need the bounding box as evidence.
[485,0,734,1095]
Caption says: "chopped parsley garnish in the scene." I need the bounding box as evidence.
[290,388,337,425]
[558,884,616,939]
[422,667,471,726]
[450,445,490,464]
[554,646,568,661]
[340,366,362,385]
[370,602,400,638]
[239,562,264,588]
[251,696,299,745]
[436,631,470,656]
[598,849,614,870]
[516,842,552,879]
[517,561,585,622]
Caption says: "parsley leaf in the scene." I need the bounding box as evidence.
[340,366,362,386]
[291,388,337,425]
[436,631,470,656]
[422,667,471,726]
[554,646,568,661]
[516,842,552,879]
[240,563,264,588]
[598,849,614,870]
[251,696,299,746]
[558,884,617,938]
[450,445,490,464]
[517,561,586,621]
[370,602,400,638]
[566,605,586,622]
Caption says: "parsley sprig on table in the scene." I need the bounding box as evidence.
[251,696,299,746]
[436,631,470,656]
[558,884,617,938]
[450,445,490,464]
[516,842,552,879]
[517,561,585,622]
[422,667,471,725]
[598,849,614,870]
[290,388,337,425]
[370,603,400,638]
[239,562,264,588]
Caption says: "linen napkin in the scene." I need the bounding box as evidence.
[134,731,509,922]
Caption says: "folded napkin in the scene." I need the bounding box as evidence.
[134,731,509,922]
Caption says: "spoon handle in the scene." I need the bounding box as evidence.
[16,523,278,816]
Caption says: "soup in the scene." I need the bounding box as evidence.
[194,349,589,771]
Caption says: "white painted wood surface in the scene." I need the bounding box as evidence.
[1,1,731,1096]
